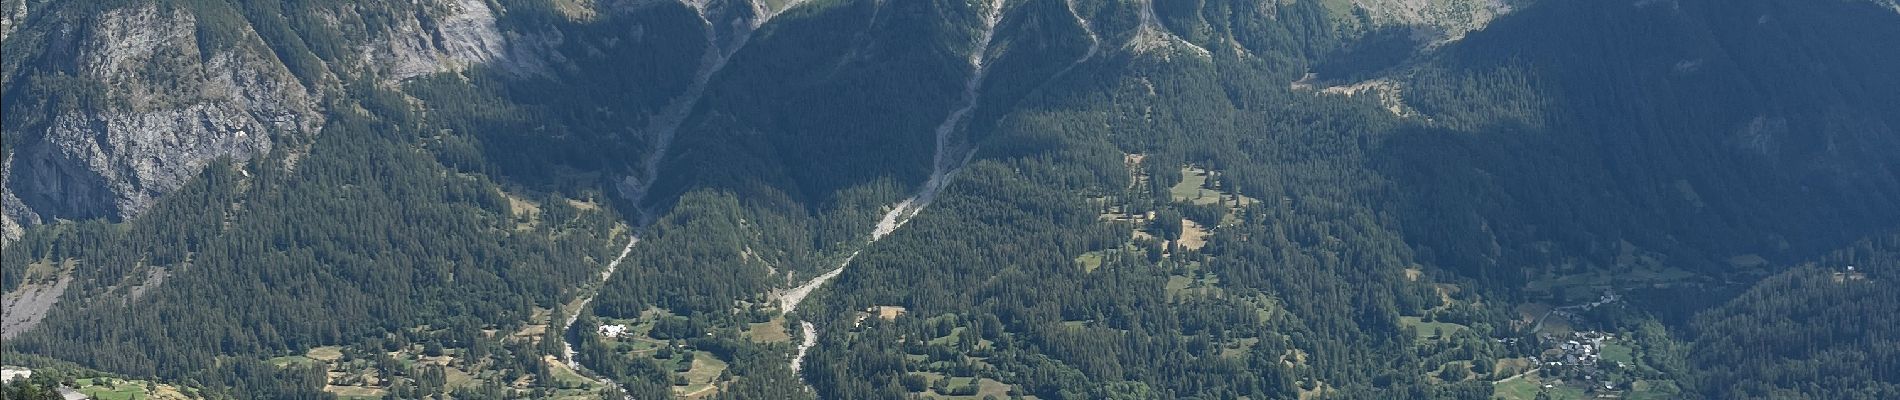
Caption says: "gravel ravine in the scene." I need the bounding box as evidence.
[624,0,812,213]
[790,0,1010,382]
[568,0,813,396]
[1,273,72,339]
[560,235,639,399]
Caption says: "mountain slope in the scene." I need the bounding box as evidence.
[1688,234,1900,398]
[1,0,1897,398]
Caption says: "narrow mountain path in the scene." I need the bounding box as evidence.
[788,0,1008,380]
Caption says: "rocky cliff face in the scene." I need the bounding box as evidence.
[346,0,549,82]
[1353,0,1515,41]
[0,0,541,239]
[2,5,320,236]
[0,0,23,42]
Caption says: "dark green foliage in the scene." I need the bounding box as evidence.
[1398,0,1900,287]
[655,0,972,208]
[6,0,1900,398]
[1687,233,1900,399]
[1,82,621,392]
[1313,26,1418,82]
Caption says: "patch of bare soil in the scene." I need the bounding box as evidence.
[2,272,72,339]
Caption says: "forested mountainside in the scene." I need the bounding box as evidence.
[2,0,1897,398]
[1687,233,1900,399]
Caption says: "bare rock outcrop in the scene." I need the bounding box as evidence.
[347,0,553,82]
[3,5,321,236]
[1,272,71,339]
[1,0,550,238]
[1353,0,1515,43]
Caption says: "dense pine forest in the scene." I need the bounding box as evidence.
[3,0,1899,398]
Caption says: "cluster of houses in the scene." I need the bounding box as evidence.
[1535,330,1623,391]
[1833,265,1870,283]
[1541,331,1613,368]
[852,305,908,328]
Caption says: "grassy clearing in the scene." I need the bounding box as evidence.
[78,386,145,400]
[1493,358,1533,378]
[1627,380,1683,399]
[543,356,591,387]
[1492,370,1586,400]
[910,373,1022,399]
[1398,316,1468,341]
[1601,341,1635,365]
[1075,251,1106,272]
[1170,166,1258,207]
[513,307,554,338]
[1166,276,1194,295]
[503,191,542,231]
[927,327,968,347]
[1171,167,1213,204]
[306,346,344,362]
[618,338,664,355]
[747,317,791,343]
[325,385,385,399]
[1178,219,1210,250]
[444,366,476,389]
[970,378,1015,399]
[1164,272,1222,299]
[1220,337,1261,358]
[74,378,171,400]
[1492,375,1540,400]
[268,355,320,368]
[673,351,729,398]
[565,198,600,211]
[514,323,548,339]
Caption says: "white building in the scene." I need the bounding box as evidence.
[598,324,629,338]
[0,366,30,383]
